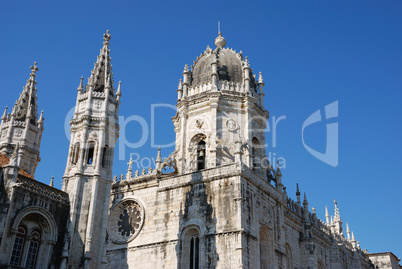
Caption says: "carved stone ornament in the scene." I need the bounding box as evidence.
[195,119,204,129]
[108,199,145,244]
[225,119,238,131]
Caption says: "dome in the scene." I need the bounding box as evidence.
[191,48,243,86]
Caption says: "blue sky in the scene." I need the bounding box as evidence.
[1,0,401,260]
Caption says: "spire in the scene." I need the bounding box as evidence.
[12,62,39,124]
[303,192,309,221]
[346,223,351,240]
[325,205,330,224]
[334,199,341,221]
[50,175,54,187]
[88,30,114,95]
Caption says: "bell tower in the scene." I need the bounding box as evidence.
[172,32,269,176]
[0,62,44,177]
[62,30,121,269]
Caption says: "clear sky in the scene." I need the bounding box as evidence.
[1,0,401,260]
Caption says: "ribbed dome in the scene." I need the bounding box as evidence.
[191,48,243,86]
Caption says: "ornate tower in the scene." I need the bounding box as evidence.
[62,30,121,269]
[172,32,269,176]
[0,62,44,176]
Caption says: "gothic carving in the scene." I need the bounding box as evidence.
[225,119,238,131]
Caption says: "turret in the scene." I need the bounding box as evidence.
[0,62,43,176]
[172,32,269,174]
[61,30,121,269]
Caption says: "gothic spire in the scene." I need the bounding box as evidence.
[87,30,114,95]
[334,199,341,222]
[12,62,39,125]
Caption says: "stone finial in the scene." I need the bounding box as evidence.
[244,56,250,67]
[9,143,20,167]
[116,81,122,97]
[38,110,44,123]
[30,62,38,77]
[258,72,264,84]
[103,30,111,46]
[183,64,189,73]
[50,176,54,187]
[126,158,133,179]
[334,199,341,222]
[325,205,330,224]
[178,79,182,89]
[77,76,84,92]
[346,222,351,240]
[215,32,226,48]
[113,175,117,183]
[155,147,162,171]
[2,106,8,120]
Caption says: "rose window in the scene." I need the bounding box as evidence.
[108,199,144,243]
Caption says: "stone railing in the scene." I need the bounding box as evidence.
[16,177,69,205]
[218,80,244,93]
[113,167,158,185]
[286,197,302,215]
[78,92,88,101]
[92,91,106,98]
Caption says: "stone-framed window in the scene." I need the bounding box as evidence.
[87,142,95,165]
[285,243,293,269]
[259,226,272,268]
[181,227,201,269]
[197,141,206,170]
[71,142,80,165]
[25,230,41,269]
[189,235,200,269]
[9,226,26,266]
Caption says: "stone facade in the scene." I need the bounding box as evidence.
[368,253,401,269]
[0,30,400,269]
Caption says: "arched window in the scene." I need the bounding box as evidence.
[259,226,271,269]
[9,226,26,266]
[25,230,41,269]
[181,227,201,269]
[102,145,109,168]
[285,243,293,269]
[87,142,95,165]
[190,235,200,269]
[72,142,80,164]
[197,141,206,170]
